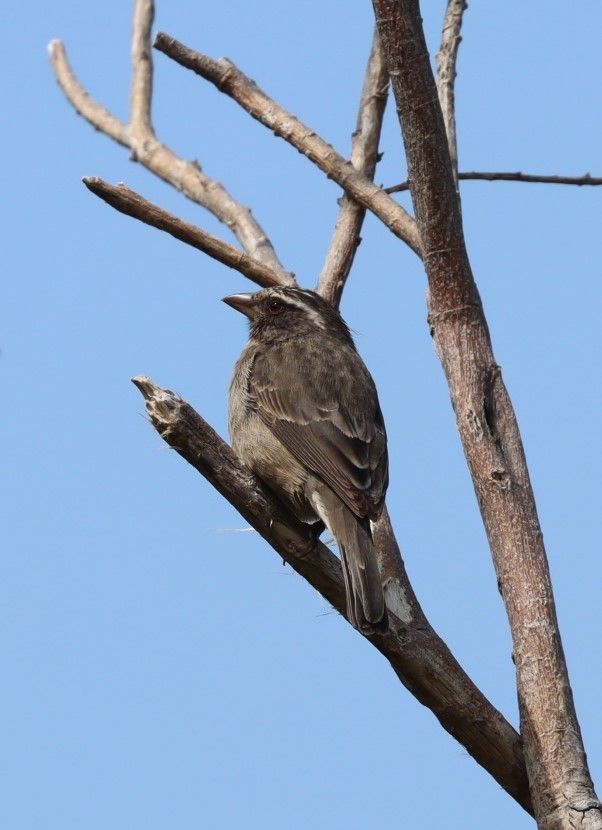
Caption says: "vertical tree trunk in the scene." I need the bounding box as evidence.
[371,1,602,827]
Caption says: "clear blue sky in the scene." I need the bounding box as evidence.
[3,2,601,828]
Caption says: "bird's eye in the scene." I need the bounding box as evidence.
[268,300,284,314]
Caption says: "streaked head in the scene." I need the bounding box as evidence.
[223,286,355,345]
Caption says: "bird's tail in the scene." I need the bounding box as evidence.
[340,523,388,635]
[312,486,388,633]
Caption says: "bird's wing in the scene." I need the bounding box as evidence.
[251,345,388,519]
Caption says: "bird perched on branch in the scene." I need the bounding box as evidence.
[224,286,389,633]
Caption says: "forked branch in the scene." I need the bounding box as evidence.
[49,0,289,278]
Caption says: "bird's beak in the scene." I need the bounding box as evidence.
[222,293,257,319]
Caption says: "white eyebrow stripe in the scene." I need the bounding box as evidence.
[273,292,328,330]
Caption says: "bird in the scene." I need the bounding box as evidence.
[223,285,389,634]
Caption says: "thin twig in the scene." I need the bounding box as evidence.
[386,170,602,193]
[83,178,291,288]
[435,0,467,184]
[316,29,389,305]
[132,375,532,815]
[48,0,288,277]
[153,32,422,257]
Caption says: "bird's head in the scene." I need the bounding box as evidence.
[223,286,355,346]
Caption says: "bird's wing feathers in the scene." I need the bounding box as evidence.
[251,346,388,519]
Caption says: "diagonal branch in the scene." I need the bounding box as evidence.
[435,0,467,184]
[132,375,532,815]
[372,0,602,826]
[386,170,602,193]
[49,0,288,278]
[84,178,289,289]
[153,32,422,257]
[316,29,389,305]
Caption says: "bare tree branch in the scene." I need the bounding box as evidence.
[130,0,154,132]
[48,39,130,146]
[131,374,532,815]
[435,0,467,184]
[316,29,389,305]
[372,1,602,827]
[459,171,602,186]
[153,32,422,257]
[48,0,288,277]
[386,171,602,193]
[83,178,291,288]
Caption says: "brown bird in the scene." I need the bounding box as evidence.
[224,286,388,633]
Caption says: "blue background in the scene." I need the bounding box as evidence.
[3,2,601,828]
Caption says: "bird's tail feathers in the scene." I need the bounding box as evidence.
[311,486,388,633]
[340,529,388,634]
